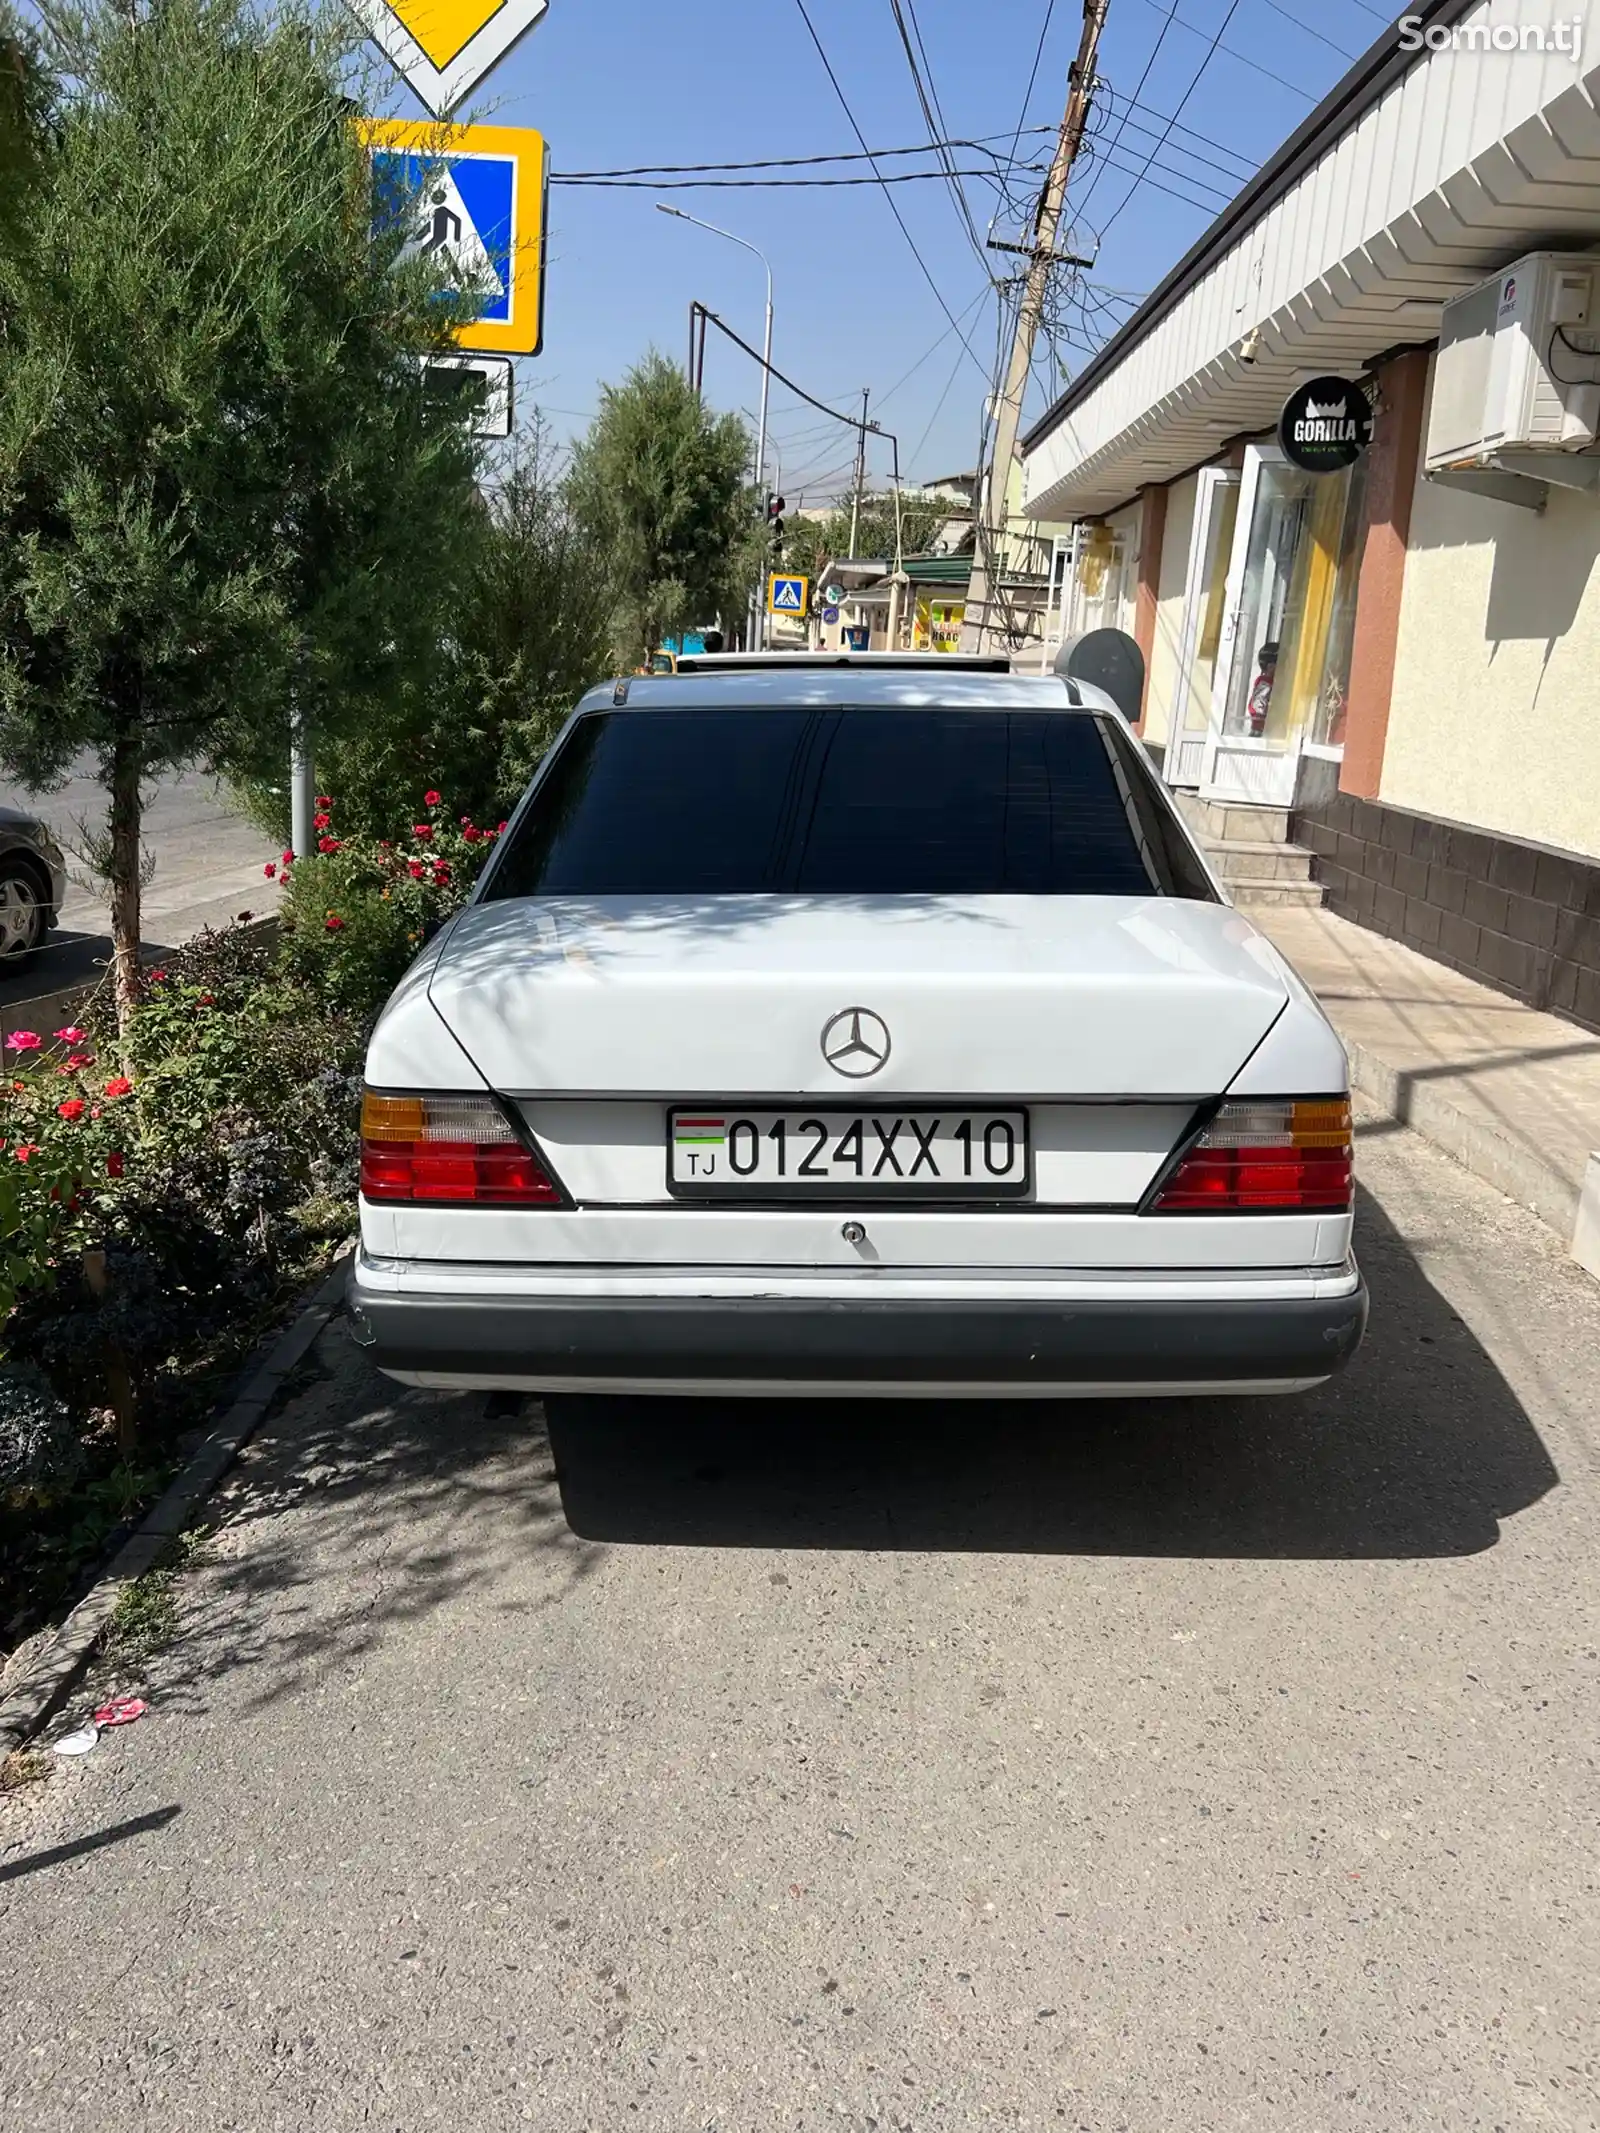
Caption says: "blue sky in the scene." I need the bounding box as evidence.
[367,0,1390,493]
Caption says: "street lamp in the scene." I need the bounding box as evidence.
[656,202,774,649]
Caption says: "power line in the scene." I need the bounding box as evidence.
[556,166,1043,190]
[1099,89,1269,176]
[1254,0,1358,60]
[554,132,1053,179]
[874,286,993,408]
[886,0,991,275]
[696,305,879,438]
[1073,0,1183,225]
[1099,0,1247,237]
[1002,0,1060,186]
[792,0,993,384]
[908,331,972,467]
[1082,111,1236,208]
[1087,144,1231,215]
[1100,97,1258,184]
[1126,0,1321,100]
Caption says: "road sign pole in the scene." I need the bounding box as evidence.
[754,283,773,651]
[289,724,314,865]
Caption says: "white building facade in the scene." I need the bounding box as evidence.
[1022,0,1600,1030]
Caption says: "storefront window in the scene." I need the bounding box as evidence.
[1180,478,1239,736]
[1220,457,1367,749]
[1065,523,1130,641]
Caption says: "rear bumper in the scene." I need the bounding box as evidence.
[347,1261,1368,1398]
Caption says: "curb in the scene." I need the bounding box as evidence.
[1343,1035,1586,1249]
[0,1244,352,1757]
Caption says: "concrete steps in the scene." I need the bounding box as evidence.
[1172,790,1326,913]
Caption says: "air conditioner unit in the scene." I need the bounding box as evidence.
[1426,250,1600,475]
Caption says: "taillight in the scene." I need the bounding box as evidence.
[1153,1098,1353,1213]
[360,1092,563,1206]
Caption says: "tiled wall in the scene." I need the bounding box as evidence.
[1291,791,1600,1034]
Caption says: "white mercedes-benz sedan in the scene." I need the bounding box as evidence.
[348,654,1366,1399]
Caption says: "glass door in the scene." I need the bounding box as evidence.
[1200,445,1367,806]
[1165,466,1240,787]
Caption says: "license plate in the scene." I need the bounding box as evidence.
[668,1108,1030,1197]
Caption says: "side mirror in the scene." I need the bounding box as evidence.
[1055,628,1145,724]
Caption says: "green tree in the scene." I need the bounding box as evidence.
[0,9,52,272]
[783,494,952,589]
[569,352,754,666]
[253,417,618,837]
[0,0,483,1017]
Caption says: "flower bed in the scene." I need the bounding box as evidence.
[0,792,495,1657]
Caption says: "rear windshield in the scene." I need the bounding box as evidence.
[482,706,1215,901]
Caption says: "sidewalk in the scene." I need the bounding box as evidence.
[1257,904,1600,1274]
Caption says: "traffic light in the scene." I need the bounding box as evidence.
[766,492,786,559]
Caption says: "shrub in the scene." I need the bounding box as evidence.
[276,788,498,1021]
[0,1360,81,1497]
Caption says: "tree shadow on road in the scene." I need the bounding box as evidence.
[547,1189,1560,1561]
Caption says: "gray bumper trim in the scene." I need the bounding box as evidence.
[348,1274,1368,1390]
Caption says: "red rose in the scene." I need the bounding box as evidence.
[315,795,332,809]
[103,1076,133,1099]
[263,862,277,879]
[106,1150,125,1179]
[281,849,295,866]
[325,914,345,932]
[56,1099,85,1121]
[318,837,341,854]
[13,1143,39,1162]
[463,826,482,843]
[149,969,167,983]
[424,789,442,807]
[433,865,451,885]
[412,824,434,840]
[197,993,215,1007]
[313,812,331,831]
[65,1052,94,1071]
[408,861,425,879]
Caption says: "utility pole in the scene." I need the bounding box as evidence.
[962,0,1110,655]
[848,388,869,557]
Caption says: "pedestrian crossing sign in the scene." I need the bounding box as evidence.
[365,121,547,357]
[769,574,809,616]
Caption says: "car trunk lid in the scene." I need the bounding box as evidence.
[429,895,1288,1098]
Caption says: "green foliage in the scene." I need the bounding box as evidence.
[0,0,485,1005]
[781,494,953,588]
[238,421,615,841]
[569,351,755,665]
[0,10,52,260]
[276,789,497,1021]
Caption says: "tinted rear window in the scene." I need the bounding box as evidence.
[483,706,1214,900]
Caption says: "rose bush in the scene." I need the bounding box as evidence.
[275,788,500,1020]
[1,787,489,1645]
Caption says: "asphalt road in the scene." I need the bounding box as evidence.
[0,764,276,1004]
[3,1114,1599,2132]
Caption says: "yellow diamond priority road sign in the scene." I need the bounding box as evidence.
[351,0,549,118]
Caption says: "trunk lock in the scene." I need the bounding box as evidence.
[840,1221,867,1247]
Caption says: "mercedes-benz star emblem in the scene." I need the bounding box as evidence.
[821,1007,891,1079]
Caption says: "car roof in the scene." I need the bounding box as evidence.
[578,667,1097,713]
[673,652,1013,674]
